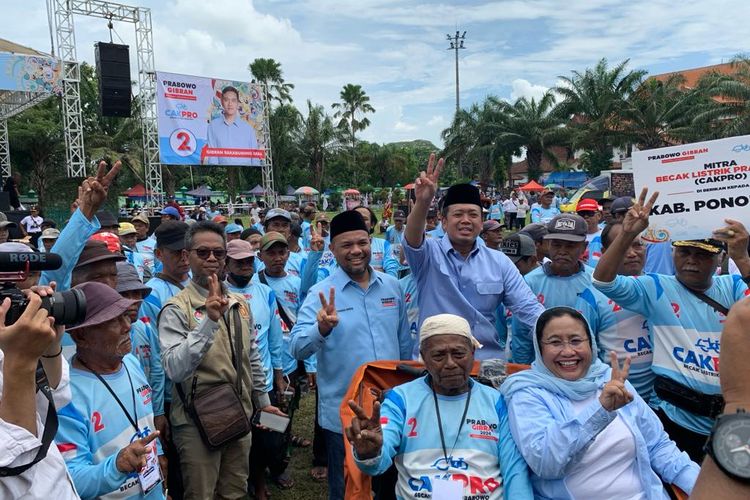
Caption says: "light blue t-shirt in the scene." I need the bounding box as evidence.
[594,273,749,434]
[56,355,164,499]
[530,205,560,225]
[130,318,165,417]
[205,115,259,166]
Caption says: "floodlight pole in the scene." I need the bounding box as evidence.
[446,30,466,172]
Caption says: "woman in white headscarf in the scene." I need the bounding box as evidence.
[501,306,698,499]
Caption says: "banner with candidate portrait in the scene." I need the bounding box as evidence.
[632,135,750,242]
[155,71,269,166]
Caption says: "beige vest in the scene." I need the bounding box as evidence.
[166,281,255,426]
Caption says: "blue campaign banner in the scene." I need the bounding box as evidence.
[0,53,62,93]
[155,71,269,166]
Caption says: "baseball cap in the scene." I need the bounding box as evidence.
[90,232,122,253]
[0,212,17,229]
[41,218,57,229]
[519,223,548,242]
[75,240,125,269]
[541,187,555,195]
[576,198,600,213]
[118,222,137,236]
[260,231,289,251]
[482,220,503,233]
[544,214,588,242]
[393,210,406,221]
[672,239,725,254]
[131,212,150,225]
[40,228,60,240]
[67,282,137,332]
[225,223,243,234]
[115,261,151,296]
[155,221,189,251]
[610,196,634,215]
[266,208,291,222]
[160,206,180,219]
[227,239,257,259]
[95,210,118,228]
[212,215,228,224]
[501,233,536,263]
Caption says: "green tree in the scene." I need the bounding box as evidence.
[248,58,295,106]
[331,84,375,181]
[492,93,569,181]
[692,55,750,138]
[555,58,646,176]
[295,100,338,190]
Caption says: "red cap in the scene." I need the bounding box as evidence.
[212,215,228,224]
[576,198,600,212]
[90,231,122,253]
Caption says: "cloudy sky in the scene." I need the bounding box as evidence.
[3,0,749,146]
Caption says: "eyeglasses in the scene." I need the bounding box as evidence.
[190,248,226,260]
[540,337,589,350]
[577,211,598,218]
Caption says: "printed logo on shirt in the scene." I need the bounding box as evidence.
[381,297,397,308]
[673,342,720,376]
[467,418,499,441]
[91,411,105,432]
[407,472,500,497]
[431,456,469,472]
[624,336,653,357]
[284,290,298,303]
[243,293,253,300]
[537,293,545,305]
[671,302,681,318]
[137,384,153,406]
[405,292,412,304]
[193,309,205,321]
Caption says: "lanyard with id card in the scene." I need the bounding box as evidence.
[431,378,472,500]
[78,358,163,495]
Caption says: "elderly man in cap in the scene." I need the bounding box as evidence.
[501,232,539,277]
[116,261,167,440]
[224,237,292,497]
[160,206,180,222]
[56,281,165,499]
[347,314,532,499]
[40,160,122,291]
[530,188,560,225]
[481,219,504,250]
[576,197,603,266]
[511,213,593,364]
[158,221,281,499]
[39,227,60,252]
[225,222,243,242]
[593,188,750,461]
[258,208,308,278]
[519,223,549,264]
[132,212,157,272]
[403,154,543,361]
[291,210,412,499]
[119,222,150,280]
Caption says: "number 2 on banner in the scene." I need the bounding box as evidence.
[169,128,196,157]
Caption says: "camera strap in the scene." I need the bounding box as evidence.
[0,362,58,477]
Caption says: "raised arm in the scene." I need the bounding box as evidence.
[404,153,443,248]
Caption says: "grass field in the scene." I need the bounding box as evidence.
[262,390,328,500]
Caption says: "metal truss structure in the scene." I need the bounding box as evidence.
[52,0,163,205]
[260,86,275,206]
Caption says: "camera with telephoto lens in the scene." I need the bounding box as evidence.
[0,251,87,326]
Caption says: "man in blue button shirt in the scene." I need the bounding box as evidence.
[290,210,412,500]
[402,154,544,360]
[206,86,260,166]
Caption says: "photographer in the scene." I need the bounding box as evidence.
[0,285,78,499]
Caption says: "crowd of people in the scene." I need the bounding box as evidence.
[1,155,749,500]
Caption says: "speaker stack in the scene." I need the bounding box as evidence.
[95,42,132,117]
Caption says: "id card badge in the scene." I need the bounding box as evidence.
[432,477,463,500]
[138,440,162,495]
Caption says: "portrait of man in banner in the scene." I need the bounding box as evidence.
[205,85,260,165]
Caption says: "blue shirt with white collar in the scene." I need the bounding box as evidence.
[205,115,259,166]
[403,234,544,360]
[290,266,413,432]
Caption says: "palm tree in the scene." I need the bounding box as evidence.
[248,58,295,106]
[620,74,704,149]
[555,58,646,175]
[691,55,750,138]
[295,100,338,190]
[491,93,569,181]
[331,84,375,181]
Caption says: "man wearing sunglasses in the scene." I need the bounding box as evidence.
[158,221,282,499]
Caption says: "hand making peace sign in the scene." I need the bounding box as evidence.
[599,351,634,412]
[345,400,383,460]
[309,222,325,252]
[205,273,229,322]
[79,160,122,220]
[622,187,659,236]
[414,153,444,204]
[316,287,338,336]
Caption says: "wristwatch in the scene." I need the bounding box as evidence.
[704,408,750,483]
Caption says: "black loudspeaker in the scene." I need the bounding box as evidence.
[95,42,131,117]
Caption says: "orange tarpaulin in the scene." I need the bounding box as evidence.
[339,360,529,499]
[518,180,545,192]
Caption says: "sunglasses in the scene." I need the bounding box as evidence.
[577,211,598,218]
[190,248,227,260]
